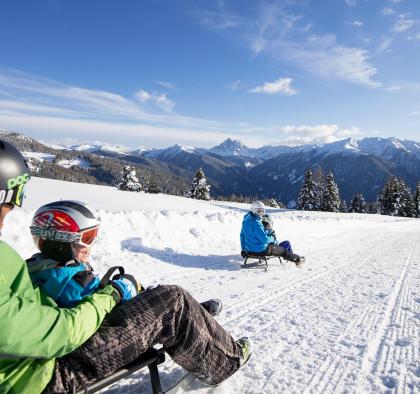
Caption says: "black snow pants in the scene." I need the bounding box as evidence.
[44,285,242,393]
[266,244,300,262]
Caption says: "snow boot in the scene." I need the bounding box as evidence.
[237,337,252,367]
[284,252,304,266]
[201,299,223,316]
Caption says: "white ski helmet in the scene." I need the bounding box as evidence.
[250,201,265,217]
[30,200,101,250]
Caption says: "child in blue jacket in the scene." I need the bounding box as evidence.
[240,201,304,266]
[261,213,293,254]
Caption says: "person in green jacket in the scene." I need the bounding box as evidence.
[0,140,251,394]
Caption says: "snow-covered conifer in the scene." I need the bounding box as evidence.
[297,169,318,211]
[146,179,161,194]
[313,168,325,210]
[415,182,420,218]
[350,193,367,213]
[379,176,405,216]
[266,198,279,208]
[399,179,415,217]
[320,172,341,212]
[339,199,348,213]
[117,165,142,192]
[189,168,211,200]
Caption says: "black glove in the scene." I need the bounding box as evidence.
[241,250,248,258]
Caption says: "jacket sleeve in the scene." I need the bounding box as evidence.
[240,226,245,250]
[0,284,117,359]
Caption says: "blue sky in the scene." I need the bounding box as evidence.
[0,0,419,148]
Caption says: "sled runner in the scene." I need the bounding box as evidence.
[241,252,283,271]
[75,348,219,394]
[75,347,166,394]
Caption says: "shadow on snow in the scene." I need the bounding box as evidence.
[121,237,241,271]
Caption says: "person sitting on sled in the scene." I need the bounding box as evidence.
[0,140,251,394]
[240,201,304,266]
[27,199,223,313]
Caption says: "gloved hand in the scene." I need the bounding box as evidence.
[110,273,140,304]
[241,250,248,258]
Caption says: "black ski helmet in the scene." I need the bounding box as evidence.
[0,139,31,207]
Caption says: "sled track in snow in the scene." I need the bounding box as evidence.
[240,234,419,394]
[220,233,397,330]
[356,238,419,393]
[302,238,419,394]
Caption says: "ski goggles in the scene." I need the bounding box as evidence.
[78,226,99,247]
[30,225,99,247]
[254,208,265,217]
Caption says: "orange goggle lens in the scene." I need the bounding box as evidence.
[80,227,99,246]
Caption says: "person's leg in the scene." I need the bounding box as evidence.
[279,240,293,254]
[44,285,242,393]
[267,244,301,263]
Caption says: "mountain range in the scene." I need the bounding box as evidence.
[1,130,419,205]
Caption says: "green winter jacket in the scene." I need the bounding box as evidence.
[0,241,118,394]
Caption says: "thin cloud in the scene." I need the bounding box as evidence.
[392,15,415,33]
[378,37,393,51]
[134,90,151,102]
[282,35,381,87]
[276,124,364,145]
[345,0,357,7]
[382,7,395,15]
[352,21,363,27]
[198,10,244,30]
[0,69,279,148]
[249,78,298,95]
[407,32,420,40]
[228,80,242,91]
[154,80,175,89]
[200,3,381,88]
[385,85,401,91]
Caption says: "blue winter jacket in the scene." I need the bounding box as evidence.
[26,253,100,307]
[240,212,275,253]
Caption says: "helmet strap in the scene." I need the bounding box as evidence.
[40,240,74,263]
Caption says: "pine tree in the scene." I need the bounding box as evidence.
[367,201,379,214]
[297,169,318,211]
[415,181,420,218]
[117,165,142,192]
[190,168,211,200]
[266,198,279,208]
[320,172,341,212]
[146,179,161,194]
[313,168,325,210]
[350,193,367,213]
[378,176,409,216]
[399,179,415,217]
[339,199,348,213]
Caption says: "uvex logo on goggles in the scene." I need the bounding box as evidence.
[30,226,99,246]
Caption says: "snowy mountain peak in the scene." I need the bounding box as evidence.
[210,138,250,156]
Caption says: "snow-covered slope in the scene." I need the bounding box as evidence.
[3,177,419,393]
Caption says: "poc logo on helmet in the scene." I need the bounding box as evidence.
[7,173,30,189]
